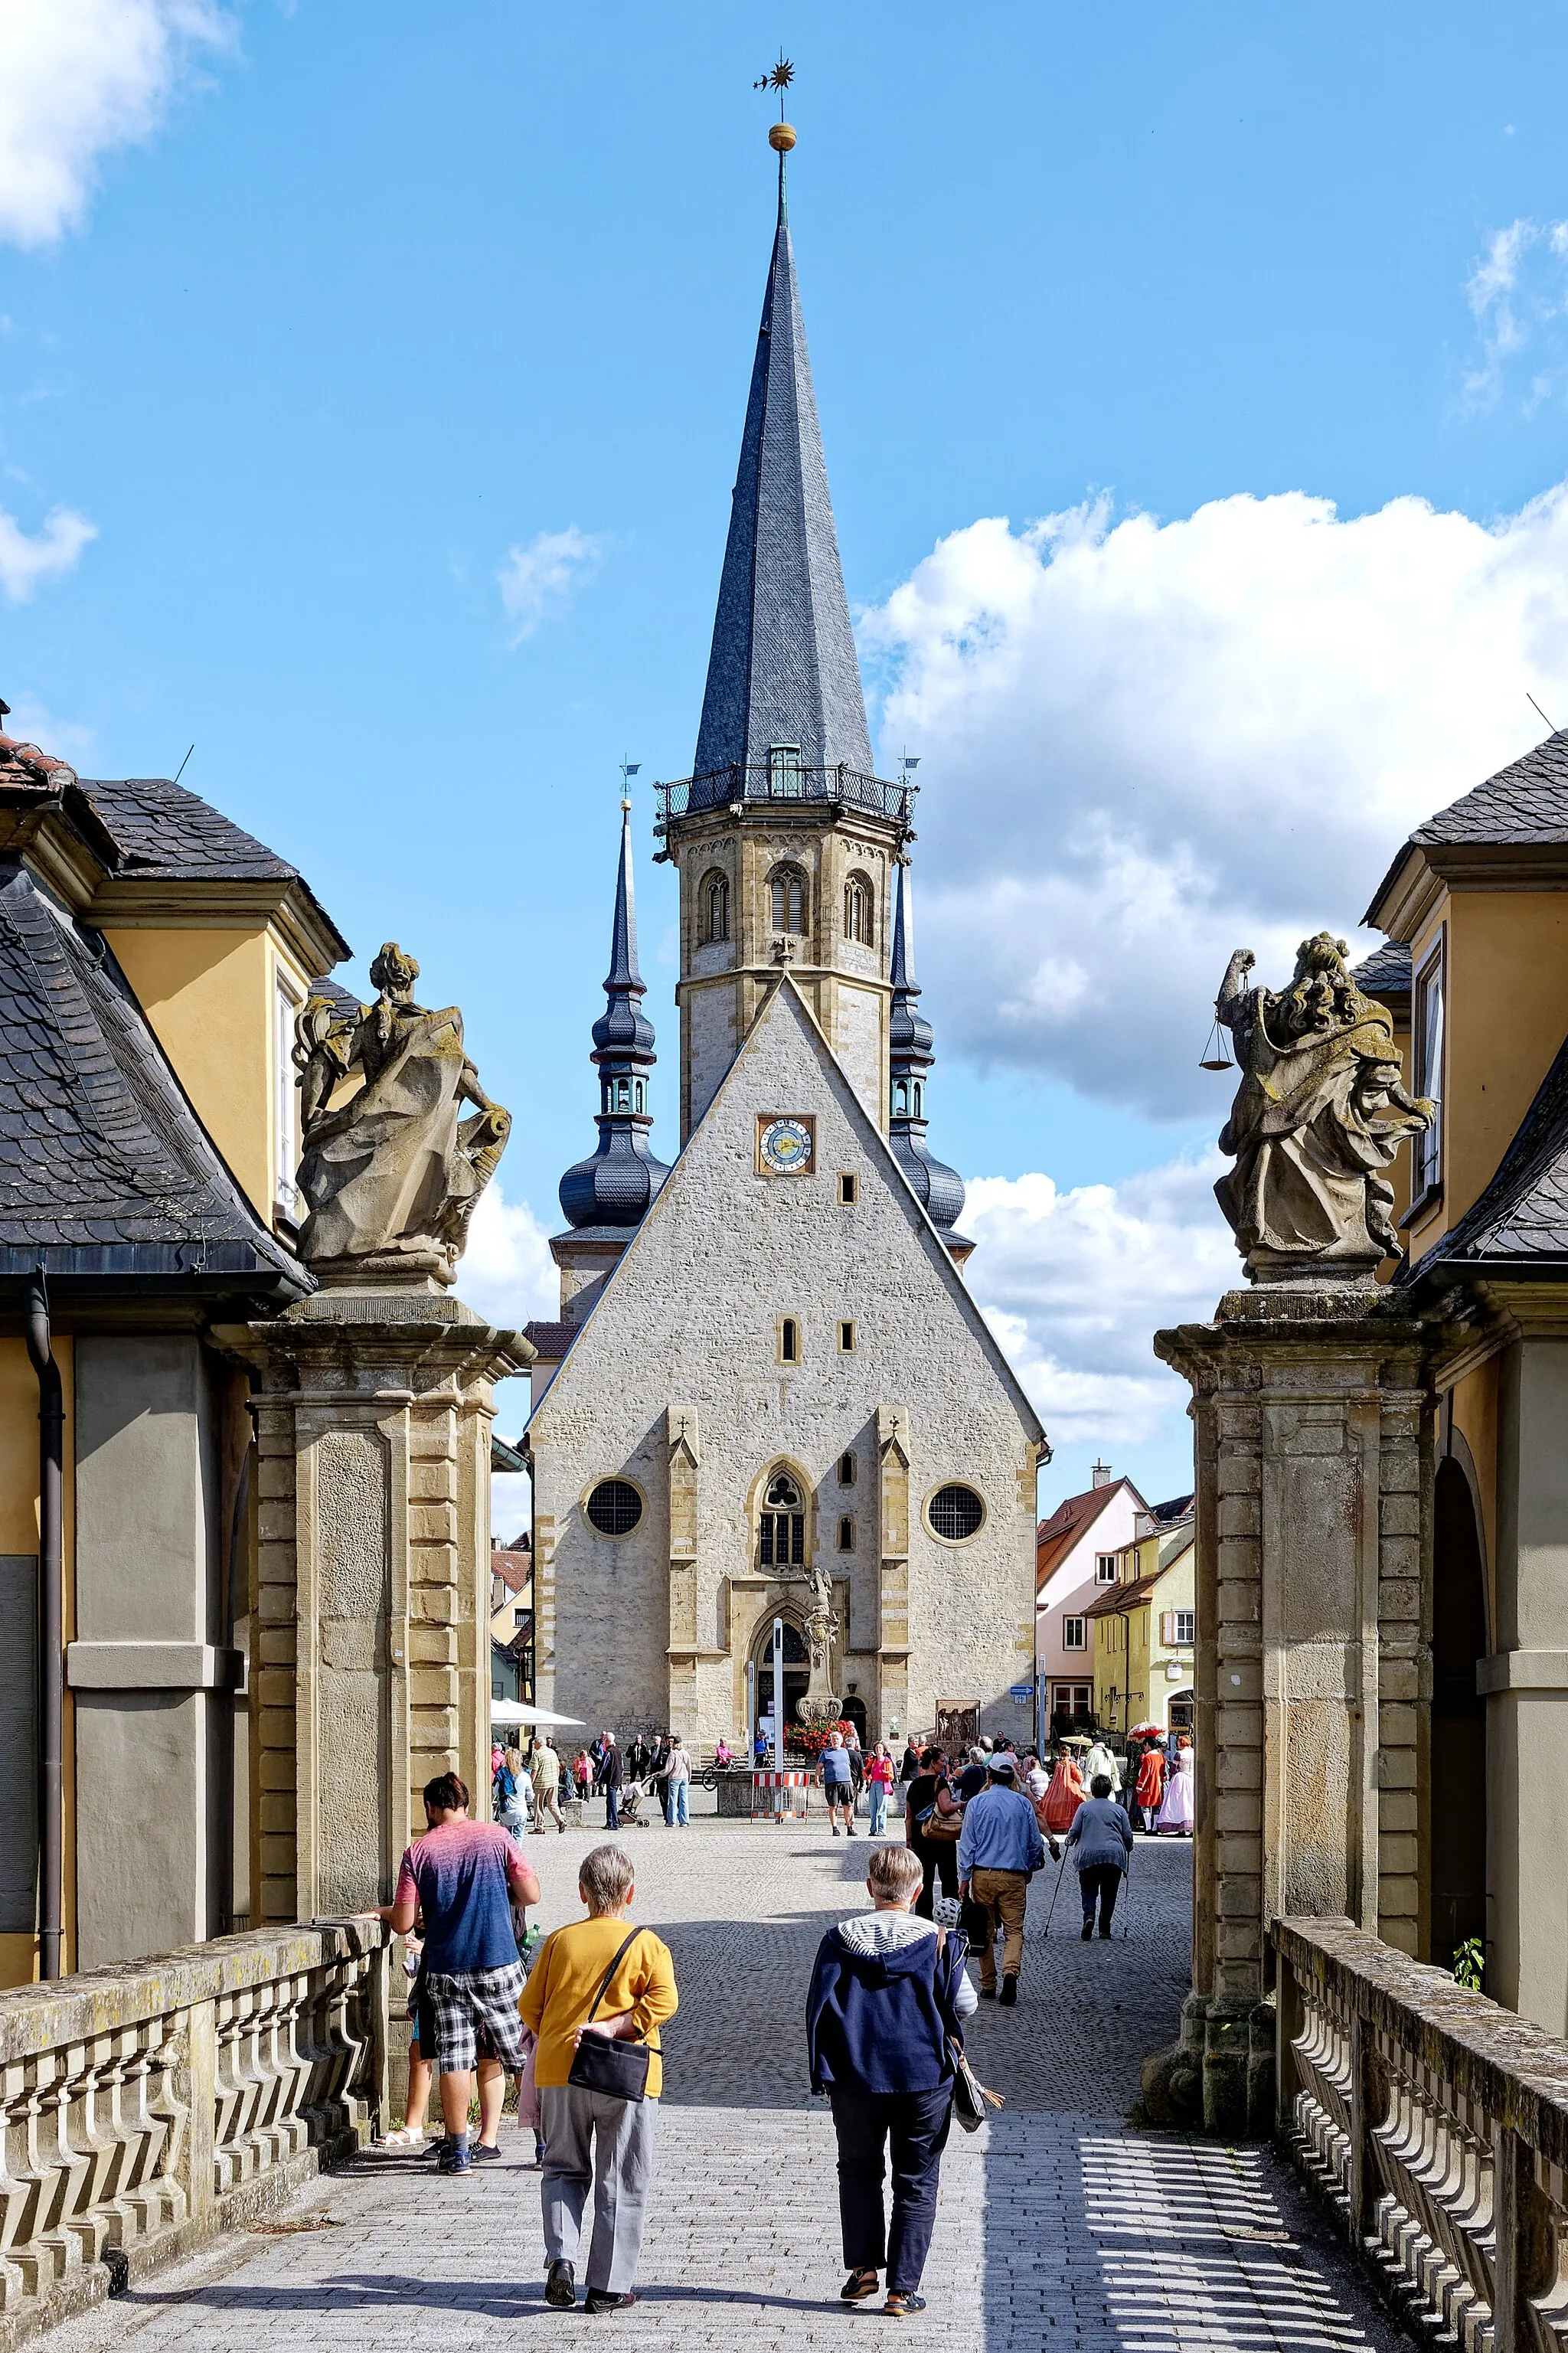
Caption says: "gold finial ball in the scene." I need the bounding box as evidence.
[769,121,796,153]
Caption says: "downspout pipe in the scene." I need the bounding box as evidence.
[24,1273,63,1981]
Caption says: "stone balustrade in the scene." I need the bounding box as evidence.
[1276,1917,1568,2353]
[0,1918,390,2351]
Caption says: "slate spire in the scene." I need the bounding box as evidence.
[888,858,966,1236]
[690,159,874,800]
[559,801,671,1230]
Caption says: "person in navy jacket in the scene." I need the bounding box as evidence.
[805,1842,978,2319]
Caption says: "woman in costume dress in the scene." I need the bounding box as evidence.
[1040,1747,1086,1837]
[1155,1736,1194,1835]
[1134,1740,1167,1832]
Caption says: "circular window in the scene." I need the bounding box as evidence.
[928,1484,985,1543]
[585,1479,643,1536]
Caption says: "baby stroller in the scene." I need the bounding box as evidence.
[618,1775,657,1828]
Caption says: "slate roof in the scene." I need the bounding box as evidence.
[0,859,306,1286]
[1412,1025,1568,1273]
[689,176,874,793]
[73,776,298,880]
[1365,730,1568,922]
[1351,941,1411,1005]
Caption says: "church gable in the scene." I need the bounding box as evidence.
[531,975,1043,1444]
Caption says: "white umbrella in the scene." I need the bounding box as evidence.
[490,1698,585,1729]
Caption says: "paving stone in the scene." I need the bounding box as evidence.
[47,1818,1409,2353]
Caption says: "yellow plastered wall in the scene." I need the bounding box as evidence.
[0,1332,76,1989]
[103,926,310,1228]
[1406,890,1568,1259]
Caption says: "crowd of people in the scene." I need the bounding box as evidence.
[377,1713,1194,2315]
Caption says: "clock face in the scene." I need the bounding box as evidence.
[760,1116,814,1175]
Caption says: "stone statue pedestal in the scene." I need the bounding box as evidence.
[1148,1283,1435,2135]
[217,1290,531,1926]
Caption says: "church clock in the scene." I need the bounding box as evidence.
[758,1116,814,1175]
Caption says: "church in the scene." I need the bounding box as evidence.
[524,137,1047,1754]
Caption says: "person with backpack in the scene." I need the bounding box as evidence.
[805,1842,978,2319]
[493,1751,526,1844]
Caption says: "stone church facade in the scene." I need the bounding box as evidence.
[524,155,1047,1750]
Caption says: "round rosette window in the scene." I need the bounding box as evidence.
[585,1479,643,1536]
[927,1483,985,1542]
[760,1116,813,1174]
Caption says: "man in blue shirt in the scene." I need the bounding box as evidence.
[956,1757,1047,2006]
[819,1730,857,1836]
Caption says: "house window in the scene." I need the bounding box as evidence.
[1062,1616,1087,1652]
[927,1483,984,1542]
[838,1451,857,1486]
[769,864,808,935]
[702,871,730,943]
[844,873,874,946]
[1095,1553,1117,1584]
[838,1172,858,1205]
[585,1479,643,1536]
[1413,933,1444,1202]
[275,970,302,1217]
[838,1320,856,1353]
[760,1471,805,1567]
[1173,1610,1195,1646]
[778,1316,799,1364]
[838,1515,854,1551]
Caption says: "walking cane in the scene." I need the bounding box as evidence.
[1040,1841,1070,1938]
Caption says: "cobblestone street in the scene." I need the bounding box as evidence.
[48,1813,1407,2353]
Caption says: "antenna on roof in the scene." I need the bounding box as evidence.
[1528,694,1558,734]
[172,744,194,786]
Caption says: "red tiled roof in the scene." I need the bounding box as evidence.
[491,1548,531,1595]
[1035,1477,1144,1589]
[523,1319,577,1362]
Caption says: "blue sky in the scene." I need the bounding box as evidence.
[8,0,1568,1505]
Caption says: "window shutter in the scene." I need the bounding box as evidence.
[1160,1610,1174,1645]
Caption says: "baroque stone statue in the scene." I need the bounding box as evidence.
[1213,932,1432,1283]
[292,943,511,1286]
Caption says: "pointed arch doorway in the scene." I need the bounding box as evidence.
[751,1616,809,1750]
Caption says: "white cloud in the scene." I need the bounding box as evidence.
[0,0,233,249]
[459,1181,558,1333]
[0,505,96,600]
[498,526,601,645]
[864,484,1568,1118]
[1465,219,1568,405]
[966,1158,1235,1456]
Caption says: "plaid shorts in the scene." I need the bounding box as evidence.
[422,1962,527,2075]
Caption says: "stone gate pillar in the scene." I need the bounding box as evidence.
[219,1291,530,1924]
[1148,1285,1436,2134]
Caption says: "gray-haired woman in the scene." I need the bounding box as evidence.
[518,1844,678,2315]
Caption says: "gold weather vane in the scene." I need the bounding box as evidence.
[755,54,796,156]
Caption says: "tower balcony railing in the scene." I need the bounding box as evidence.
[654,762,916,830]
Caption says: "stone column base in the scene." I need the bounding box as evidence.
[1142,1992,1276,2137]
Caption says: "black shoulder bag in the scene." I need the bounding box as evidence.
[566,1929,652,2103]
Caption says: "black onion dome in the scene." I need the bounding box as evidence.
[559,803,670,1232]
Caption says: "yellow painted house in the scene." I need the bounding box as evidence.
[1086,1506,1196,1739]
[0,726,348,1986]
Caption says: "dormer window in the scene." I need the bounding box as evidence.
[767,742,804,796]
[1413,932,1444,1204]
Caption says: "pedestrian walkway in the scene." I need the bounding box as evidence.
[45,1822,1407,2353]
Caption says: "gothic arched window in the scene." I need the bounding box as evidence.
[844,873,873,946]
[769,864,808,936]
[701,871,730,943]
[759,1469,806,1568]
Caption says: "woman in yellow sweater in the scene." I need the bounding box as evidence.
[519,1842,678,2315]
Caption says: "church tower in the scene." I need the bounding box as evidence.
[654,149,913,1142]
